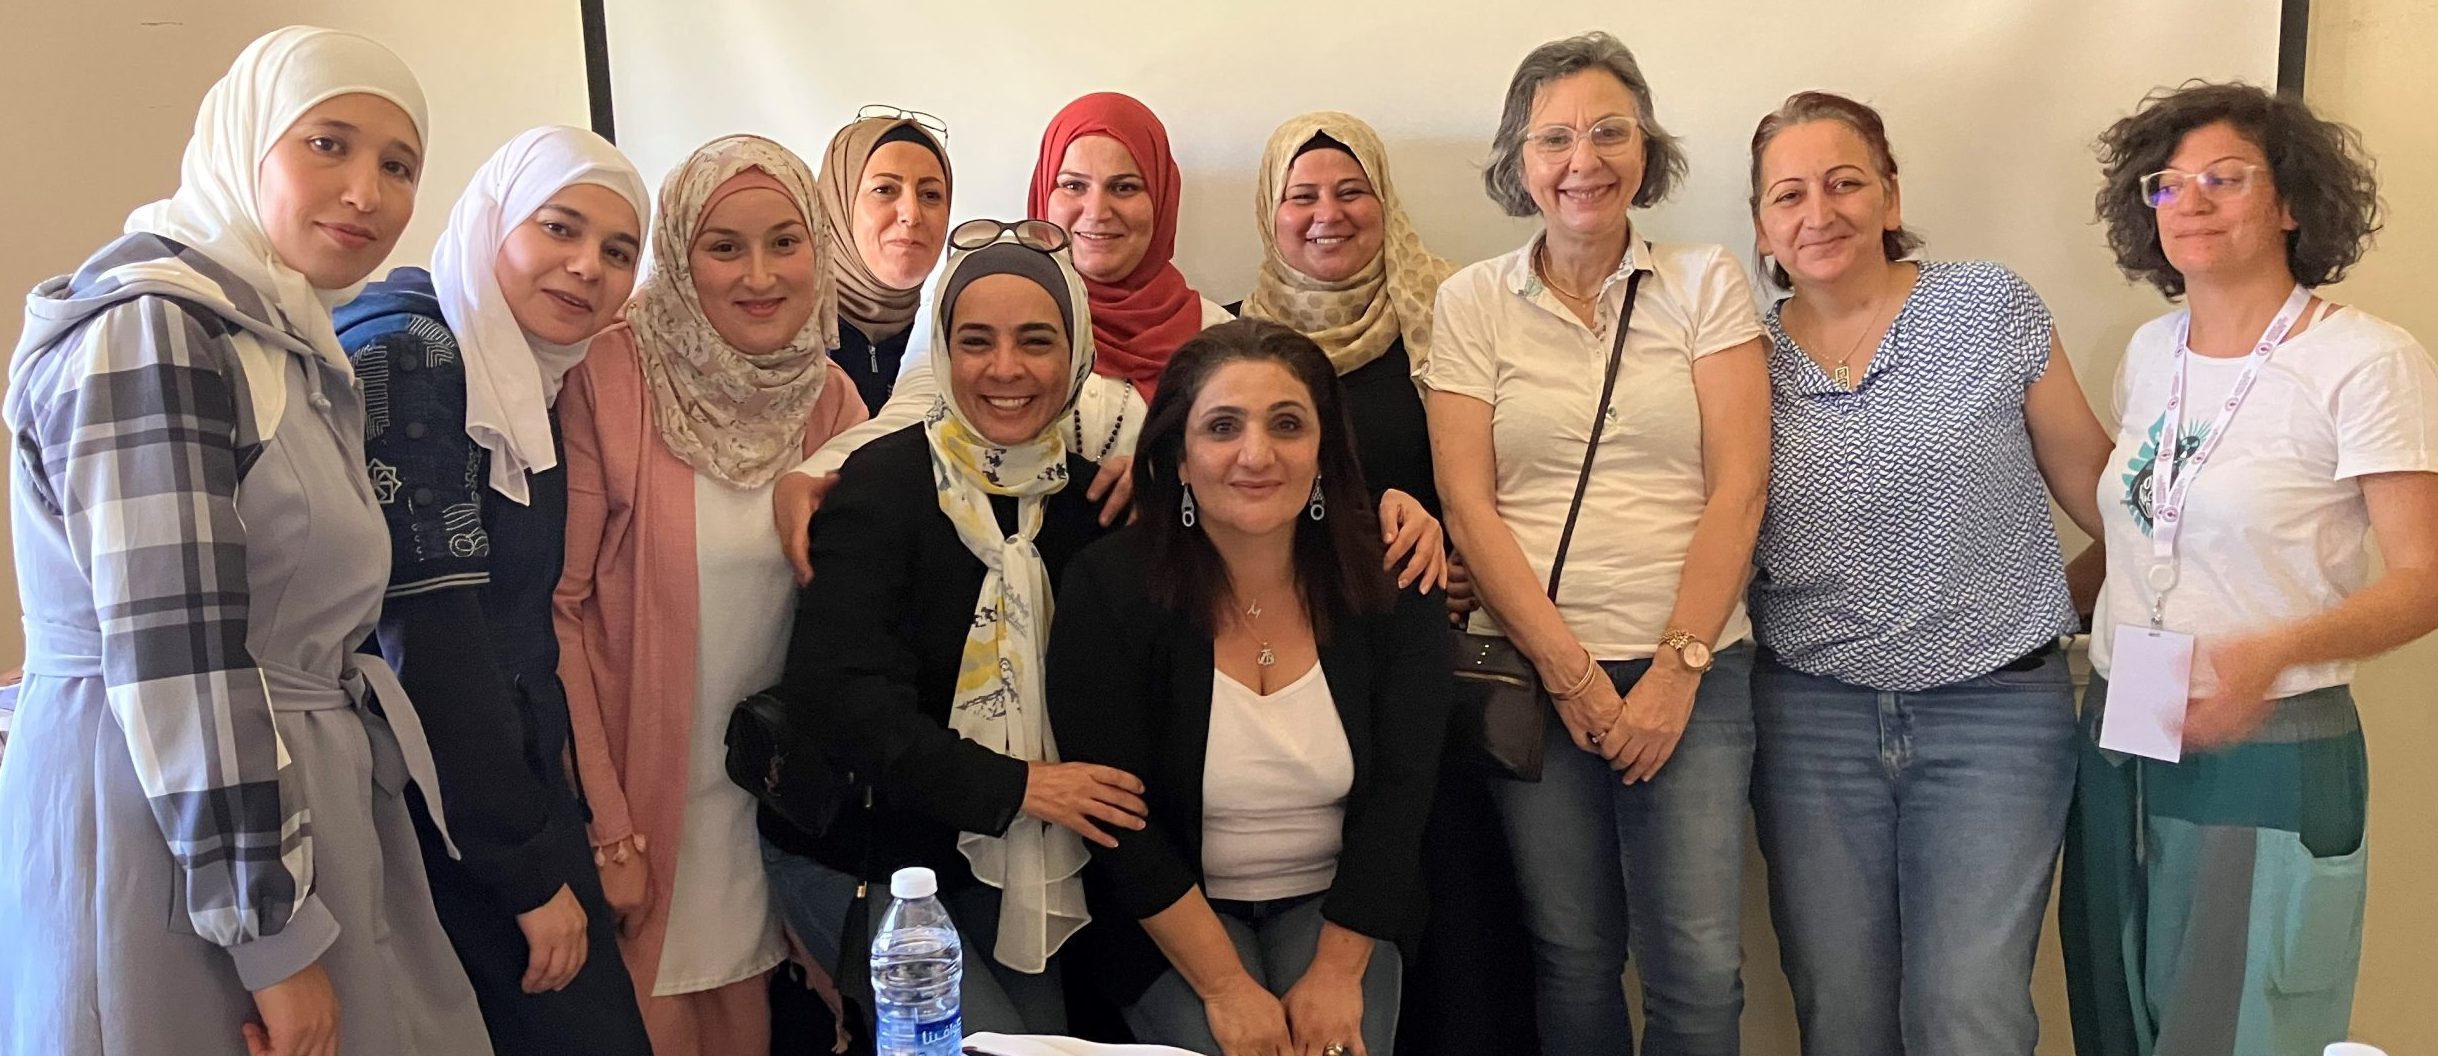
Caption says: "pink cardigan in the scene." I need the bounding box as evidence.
[553,324,868,994]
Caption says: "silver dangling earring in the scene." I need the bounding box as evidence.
[1307,476,1326,521]
[1181,484,1198,528]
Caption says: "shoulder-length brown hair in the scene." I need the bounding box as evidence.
[1130,319,1392,640]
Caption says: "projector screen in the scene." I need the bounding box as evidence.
[598,0,2282,365]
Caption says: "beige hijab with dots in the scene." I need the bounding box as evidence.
[1241,112,1454,375]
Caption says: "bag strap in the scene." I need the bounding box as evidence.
[1544,269,1646,603]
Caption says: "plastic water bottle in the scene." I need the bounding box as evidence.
[871,866,962,1056]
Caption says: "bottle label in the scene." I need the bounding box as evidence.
[918,1013,961,1051]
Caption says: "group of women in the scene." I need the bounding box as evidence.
[2,20,2431,1056]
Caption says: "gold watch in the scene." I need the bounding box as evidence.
[1658,629,1715,673]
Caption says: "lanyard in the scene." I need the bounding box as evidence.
[2143,284,2312,624]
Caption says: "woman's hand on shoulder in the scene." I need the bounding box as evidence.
[1376,490,1447,593]
[1087,455,1136,527]
[774,471,842,587]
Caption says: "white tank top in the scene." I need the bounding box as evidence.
[1200,664,1354,903]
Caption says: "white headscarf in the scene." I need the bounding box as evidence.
[923,235,1097,973]
[434,125,649,504]
[124,25,427,437]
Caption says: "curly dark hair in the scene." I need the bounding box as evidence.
[1131,318,1391,641]
[2094,81,2382,299]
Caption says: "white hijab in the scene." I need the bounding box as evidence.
[124,25,427,437]
[434,125,649,503]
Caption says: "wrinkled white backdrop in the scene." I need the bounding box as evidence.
[601,0,2278,363]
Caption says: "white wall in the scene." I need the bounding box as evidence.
[605,0,2276,372]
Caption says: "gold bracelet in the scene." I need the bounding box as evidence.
[1550,652,1601,699]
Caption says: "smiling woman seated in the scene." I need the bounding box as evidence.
[1047,319,1453,1056]
[774,219,1145,1036]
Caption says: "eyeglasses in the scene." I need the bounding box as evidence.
[1525,119,1640,157]
[857,104,949,141]
[2140,161,2262,208]
[950,218,1070,253]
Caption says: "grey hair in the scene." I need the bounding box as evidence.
[1483,31,1688,217]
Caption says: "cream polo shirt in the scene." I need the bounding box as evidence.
[1419,233,1763,659]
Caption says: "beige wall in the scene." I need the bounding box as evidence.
[0,0,590,667]
[2,1,2432,1051]
[2304,0,2438,1050]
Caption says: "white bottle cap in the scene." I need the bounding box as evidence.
[890,866,938,900]
[2324,1045,2388,1056]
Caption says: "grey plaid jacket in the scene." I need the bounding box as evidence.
[7,234,323,949]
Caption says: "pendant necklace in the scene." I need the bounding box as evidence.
[1240,598,1277,668]
[1817,280,1901,390]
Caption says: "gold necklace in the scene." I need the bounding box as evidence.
[1534,243,1604,304]
[1239,599,1277,668]
[1803,279,1902,390]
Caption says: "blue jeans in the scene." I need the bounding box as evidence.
[1125,893,1403,1055]
[758,837,1066,1035]
[1750,648,2077,1056]
[1489,643,1755,1056]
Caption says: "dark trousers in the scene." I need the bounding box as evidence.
[413,801,654,1056]
[1396,738,1542,1056]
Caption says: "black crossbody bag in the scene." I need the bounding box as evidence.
[1450,270,1644,781]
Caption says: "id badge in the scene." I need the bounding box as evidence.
[2100,624,2194,762]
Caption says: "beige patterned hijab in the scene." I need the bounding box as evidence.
[1241,112,1455,375]
[627,134,839,488]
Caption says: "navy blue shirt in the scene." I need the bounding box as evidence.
[832,319,913,416]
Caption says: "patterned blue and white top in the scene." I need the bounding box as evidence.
[1749,260,2076,691]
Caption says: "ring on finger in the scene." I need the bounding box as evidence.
[1324,1045,1351,1056]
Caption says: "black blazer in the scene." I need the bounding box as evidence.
[1046,527,1454,1003]
[771,424,1112,883]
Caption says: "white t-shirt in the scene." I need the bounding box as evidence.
[656,472,789,994]
[1419,233,1764,659]
[789,296,1234,477]
[1200,664,1353,904]
[2091,303,2438,698]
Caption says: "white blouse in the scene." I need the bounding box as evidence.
[1200,664,1353,904]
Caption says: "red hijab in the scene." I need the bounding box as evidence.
[1027,92,1203,401]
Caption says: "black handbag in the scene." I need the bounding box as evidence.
[726,689,883,1043]
[723,688,861,843]
[1450,270,1645,782]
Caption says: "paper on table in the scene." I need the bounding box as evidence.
[2101,624,2194,762]
[962,1034,1201,1056]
